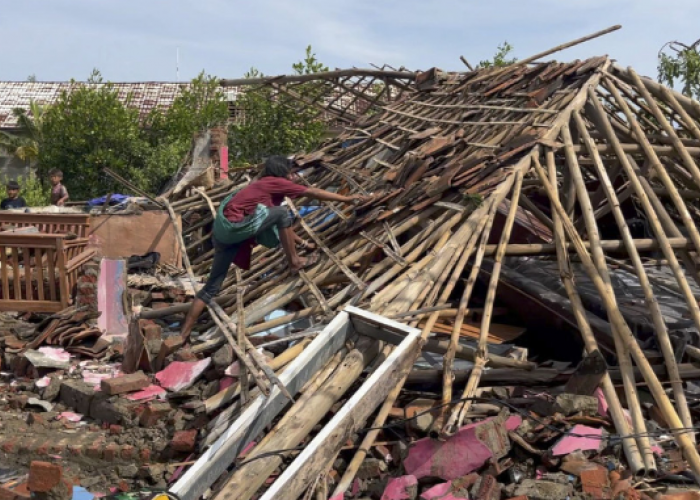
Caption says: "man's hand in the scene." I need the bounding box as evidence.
[350,194,372,205]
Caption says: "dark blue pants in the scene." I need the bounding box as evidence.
[196,206,293,304]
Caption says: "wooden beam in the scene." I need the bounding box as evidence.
[259,307,421,500]
[170,311,355,500]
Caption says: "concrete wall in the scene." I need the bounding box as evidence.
[89,211,182,267]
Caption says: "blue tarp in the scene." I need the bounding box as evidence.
[292,205,336,227]
[87,194,130,207]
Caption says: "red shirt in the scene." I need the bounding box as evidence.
[223,177,308,222]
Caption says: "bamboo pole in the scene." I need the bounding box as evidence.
[481,237,690,256]
[220,68,417,87]
[621,70,700,256]
[568,113,651,471]
[436,195,502,436]
[583,96,695,442]
[542,150,644,473]
[204,338,312,414]
[235,268,250,405]
[444,170,524,436]
[514,25,621,67]
[600,80,700,340]
[531,153,700,482]
[333,205,498,497]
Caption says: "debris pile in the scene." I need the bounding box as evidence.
[2,27,700,500]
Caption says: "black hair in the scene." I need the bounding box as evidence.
[261,156,291,179]
[48,169,63,178]
[6,181,20,190]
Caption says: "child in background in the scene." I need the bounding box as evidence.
[48,169,69,206]
[0,180,27,209]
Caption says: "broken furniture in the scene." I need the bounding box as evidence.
[0,213,91,238]
[0,233,95,312]
[171,306,421,500]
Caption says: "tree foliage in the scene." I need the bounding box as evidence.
[0,100,45,162]
[477,42,517,69]
[658,40,700,100]
[37,70,228,200]
[39,73,150,200]
[228,46,329,165]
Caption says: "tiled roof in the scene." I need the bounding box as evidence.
[0,81,190,129]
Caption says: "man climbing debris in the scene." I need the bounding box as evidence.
[179,155,370,341]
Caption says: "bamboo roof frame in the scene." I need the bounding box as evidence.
[157,50,700,484]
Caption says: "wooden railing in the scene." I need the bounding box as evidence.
[0,213,91,238]
[0,233,95,312]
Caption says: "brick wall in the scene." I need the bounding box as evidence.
[76,262,99,311]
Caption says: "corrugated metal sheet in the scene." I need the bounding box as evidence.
[0,81,190,129]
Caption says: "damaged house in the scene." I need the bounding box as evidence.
[2,26,700,500]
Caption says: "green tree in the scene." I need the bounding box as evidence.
[658,39,700,100]
[37,70,229,200]
[146,71,228,145]
[228,46,329,165]
[0,100,45,163]
[38,71,151,200]
[477,42,517,69]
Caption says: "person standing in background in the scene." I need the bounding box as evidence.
[0,181,27,209]
[48,169,69,206]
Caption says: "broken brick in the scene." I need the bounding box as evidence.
[140,402,172,427]
[154,335,184,371]
[101,371,150,395]
[471,475,500,500]
[0,484,30,500]
[580,465,611,500]
[59,380,95,415]
[27,461,62,493]
[171,429,197,453]
[121,445,136,460]
[139,320,162,341]
[103,444,119,462]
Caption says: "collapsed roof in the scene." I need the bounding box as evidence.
[162,52,700,486]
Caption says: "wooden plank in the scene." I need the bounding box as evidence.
[56,238,69,309]
[11,247,20,300]
[46,249,57,302]
[0,300,63,313]
[36,248,45,302]
[23,247,32,301]
[0,246,9,300]
[259,306,422,500]
[170,311,355,500]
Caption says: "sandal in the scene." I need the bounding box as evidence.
[291,252,320,275]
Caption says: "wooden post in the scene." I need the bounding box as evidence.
[213,338,380,500]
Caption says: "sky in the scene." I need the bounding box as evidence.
[1,0,699,83]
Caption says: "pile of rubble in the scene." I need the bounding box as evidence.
[3,27,700,500]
